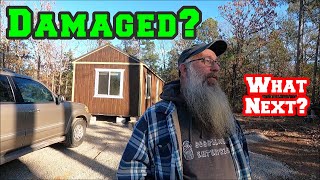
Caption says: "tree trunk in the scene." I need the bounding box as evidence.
[301,8,305,74]
[295,0,304,76]
[311,24,320,104]
[231,39,241,109]
[1,52,4,68]
[51,74,55,93]
[4,44,9,69]
[1,44,6,68]
[318,74,320,103]
[37,55,40,79]
[65,77,68,96]
[231,63,237,108]
[58,71,62,95]
[258,44,261,73]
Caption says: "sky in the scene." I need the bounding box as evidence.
[54,0,227,20]
[3,0,287,58]
[4,0,232,57]
[59,0,231,57]
[55,0,232,58]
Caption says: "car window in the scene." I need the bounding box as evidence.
[0,75,15,102]
[13,77,54,103]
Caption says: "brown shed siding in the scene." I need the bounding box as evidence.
[158,80,164,100]
[150,69,165,103]
[74,63,140,116]
[151,71,157,104]
[139,67,165,114]
[140,67,147,114]
[76,46,138,63]
[73,45,164,117]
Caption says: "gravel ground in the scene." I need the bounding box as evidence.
[246,132,298,179]
[0,120,298,179]
[0,121,132,179]
[250,152,297,180]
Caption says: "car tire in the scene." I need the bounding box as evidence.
[65,118,86,148]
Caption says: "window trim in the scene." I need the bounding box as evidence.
[94,68,124,99]
[0,75,16,103]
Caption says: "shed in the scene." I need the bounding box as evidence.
[72,44,165,117]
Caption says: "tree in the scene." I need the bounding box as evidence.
[311,24,319,104]
[121,38,141,58]
[0,1,32,72]
[160,49,179,82]
[83,39,111,53]
[295,0,304,76]
[285,0,320,102]
[158,32,195,82]
[277,16,297,68]
[140,40,159,70]
[61,49,74,100]
[158,40,170,71]
[196,18,220,43]
[0,0,9,68]
[27,0,57,86]
[265,31,291,76]
[219,0,278,111]
[304,0,320,104]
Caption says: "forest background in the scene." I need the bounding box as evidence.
[1,0,319,113]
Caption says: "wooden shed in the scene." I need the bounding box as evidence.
[71,44,165,117]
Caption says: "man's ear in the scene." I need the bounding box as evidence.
[179,64,187,78]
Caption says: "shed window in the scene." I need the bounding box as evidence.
[94,69,124,98]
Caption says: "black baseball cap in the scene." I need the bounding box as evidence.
[178,40,227,66]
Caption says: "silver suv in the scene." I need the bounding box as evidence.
[0,68,91,165]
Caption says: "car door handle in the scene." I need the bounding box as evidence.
[29,109,40,112]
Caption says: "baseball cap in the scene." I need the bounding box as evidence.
[178,40,227,66]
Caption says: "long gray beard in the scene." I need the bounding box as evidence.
[181,65,236,137]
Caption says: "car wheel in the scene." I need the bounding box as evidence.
[65,118,86,148]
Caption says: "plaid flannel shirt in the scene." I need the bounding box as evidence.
[117,100,251,180]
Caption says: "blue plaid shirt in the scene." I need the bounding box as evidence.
[117,100,251,180]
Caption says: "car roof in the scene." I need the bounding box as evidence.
[0,68,35,80]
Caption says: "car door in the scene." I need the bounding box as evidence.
[0,75,28,155]
[12,77,65,145]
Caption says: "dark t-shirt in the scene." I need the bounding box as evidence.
[177,105,237,180]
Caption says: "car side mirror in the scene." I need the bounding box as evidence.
[56,95,65,105]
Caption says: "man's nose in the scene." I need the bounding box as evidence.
[210,62,220,72]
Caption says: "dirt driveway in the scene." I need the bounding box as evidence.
[0,120,132,179]
[0,118,309,179]
[239,115,320,179]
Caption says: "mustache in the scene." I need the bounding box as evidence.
[205,73,218,79]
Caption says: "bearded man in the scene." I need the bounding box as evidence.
[117,40,251,180]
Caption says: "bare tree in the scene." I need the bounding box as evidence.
[121,38,142,58]
[219,0,277,110]
[295,0,304,76]
[158,40,169,70]
[311,24,320,104]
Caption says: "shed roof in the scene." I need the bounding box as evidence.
[73,43,165,82]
